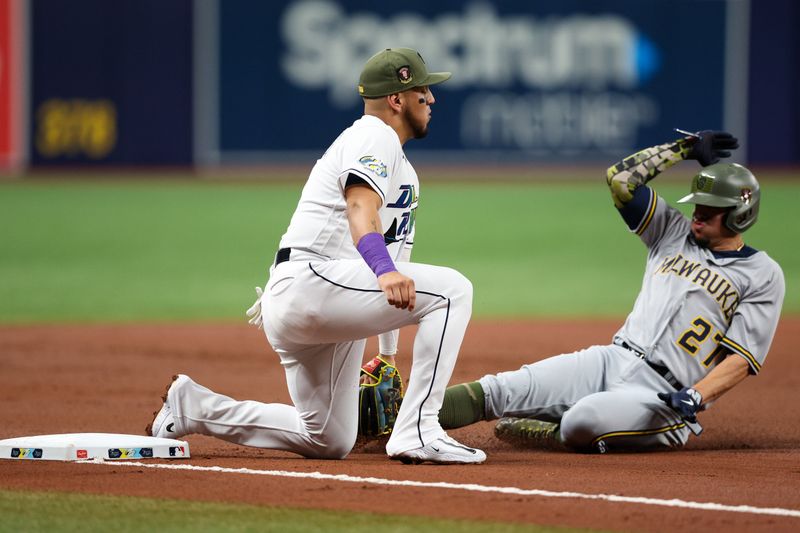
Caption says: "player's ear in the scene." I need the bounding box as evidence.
[387,93,402,111]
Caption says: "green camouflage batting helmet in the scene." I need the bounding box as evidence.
[678,163,760,233]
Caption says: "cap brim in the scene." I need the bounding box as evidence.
[421,72,451,87]
[677,192,737,207]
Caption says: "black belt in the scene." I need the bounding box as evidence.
[617,340,684,390]
[275,248,291,265]
[646,361,684,391]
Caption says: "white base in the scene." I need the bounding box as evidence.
[0,433,190,461]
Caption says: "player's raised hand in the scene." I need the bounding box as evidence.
[685,130,739,166]
[378,271,416,311]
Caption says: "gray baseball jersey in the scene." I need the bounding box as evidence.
[615,186,785,389]
[479,139,785,453]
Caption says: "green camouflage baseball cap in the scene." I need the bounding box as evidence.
[358,48,451,98]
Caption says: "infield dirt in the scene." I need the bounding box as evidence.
[1,319,799,532]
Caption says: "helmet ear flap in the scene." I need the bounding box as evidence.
[725,202,759,233]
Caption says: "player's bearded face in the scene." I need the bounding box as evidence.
[403,87,433,139]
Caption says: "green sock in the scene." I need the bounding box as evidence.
[439,381,486,429]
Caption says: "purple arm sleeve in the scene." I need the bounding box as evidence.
[356,232,397,277]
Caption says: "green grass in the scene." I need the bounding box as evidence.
[0,489,581,533]
[0,181,297,322]
[415,181,798,316]
[0,176,797,322]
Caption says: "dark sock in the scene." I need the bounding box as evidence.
[439,381,485,429]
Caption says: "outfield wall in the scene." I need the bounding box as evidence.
[3,0,798,170]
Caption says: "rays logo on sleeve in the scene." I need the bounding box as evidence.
[358,155,388,178]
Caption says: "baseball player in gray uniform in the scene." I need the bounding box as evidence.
[438,131,785,453]
[146,48,486,465]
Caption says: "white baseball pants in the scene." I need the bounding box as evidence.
[168,256,472,458]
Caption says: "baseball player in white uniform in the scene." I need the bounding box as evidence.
[438,131,785,453]
[146,48,486,465]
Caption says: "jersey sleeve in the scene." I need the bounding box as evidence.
[619,186,690,250]
[719,259,785,374]
[604,138,693,250]
[337,127,398,205]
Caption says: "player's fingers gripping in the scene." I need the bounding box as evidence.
[392,286,403,309]
[397,284,409,310]
[378,272,415,310]
[396,278,416,310]
[378,271,416,310]
[385,283,401,308]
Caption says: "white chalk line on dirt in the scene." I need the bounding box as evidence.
[94,460,800,519]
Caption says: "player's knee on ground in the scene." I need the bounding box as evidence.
[303,431,357,460]
[559,401,604,452]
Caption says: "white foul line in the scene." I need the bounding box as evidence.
[94,460,800,519]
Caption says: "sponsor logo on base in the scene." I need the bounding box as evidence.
[107,447,154,459]
[10,448,43,459]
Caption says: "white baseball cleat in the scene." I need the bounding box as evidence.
[391,434,486,465]
[145,374,188,439]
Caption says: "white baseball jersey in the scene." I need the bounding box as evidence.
[166,113,476,460]
[615,186,785,389]
[278,114,416,356]
[279,115,417,263]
